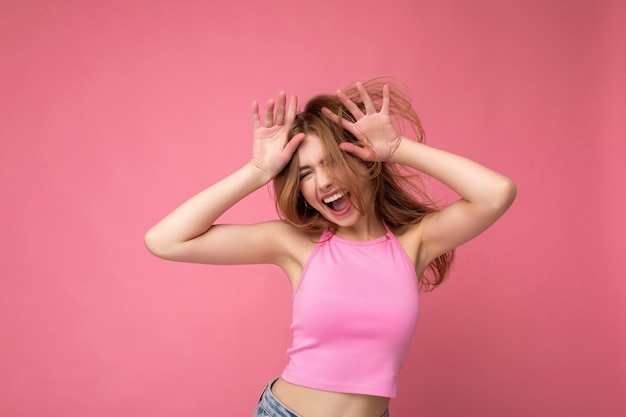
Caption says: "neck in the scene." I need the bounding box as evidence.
[333,217,386,241]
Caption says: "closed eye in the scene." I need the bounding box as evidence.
[299,171,311,180]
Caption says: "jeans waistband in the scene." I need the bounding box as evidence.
[257,377,301,417]
[257,377,390,417]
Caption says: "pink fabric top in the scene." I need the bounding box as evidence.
[281,224,419,398]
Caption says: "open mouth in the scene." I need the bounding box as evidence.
[323,190,350,213]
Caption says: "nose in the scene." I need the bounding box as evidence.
[316,168,332,191]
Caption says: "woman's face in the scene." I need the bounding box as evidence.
[296,133,368,229]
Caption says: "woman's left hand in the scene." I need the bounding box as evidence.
[322,82,401,162]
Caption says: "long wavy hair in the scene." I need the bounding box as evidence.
[272,77,454,291]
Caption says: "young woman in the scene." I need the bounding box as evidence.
[144,78,517,417]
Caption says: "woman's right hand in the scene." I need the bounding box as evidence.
[251,92,305,181]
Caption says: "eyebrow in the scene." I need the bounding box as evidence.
[298,158,325,172]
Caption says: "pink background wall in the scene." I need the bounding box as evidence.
[1,1,624,416]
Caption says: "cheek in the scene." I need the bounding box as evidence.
[299,182,313,201]
[300,181,322,208]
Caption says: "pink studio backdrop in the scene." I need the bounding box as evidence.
[1,1,624,416]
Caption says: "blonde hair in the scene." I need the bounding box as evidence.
[272,77,454,291]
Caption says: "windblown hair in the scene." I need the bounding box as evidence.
[272,77,454,291]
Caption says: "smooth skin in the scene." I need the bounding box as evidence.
[144,83,516,417]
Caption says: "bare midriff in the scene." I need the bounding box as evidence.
[271,377,390,417]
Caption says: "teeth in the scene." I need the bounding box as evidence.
[323,191,346,204]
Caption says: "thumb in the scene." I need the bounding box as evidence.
[283,133,306,157]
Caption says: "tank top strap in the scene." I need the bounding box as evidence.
[382,220,393,239]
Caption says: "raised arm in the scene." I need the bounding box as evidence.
[390,138,516,264]
[144,92,305,265]
[324,82,516,265]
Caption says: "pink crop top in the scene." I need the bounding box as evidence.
[281,224,419,398]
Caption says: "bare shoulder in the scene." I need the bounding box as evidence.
[254,220,319,289]
[262,220,319,259]
[270,219,319,262]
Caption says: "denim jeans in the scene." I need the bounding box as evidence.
[253,377,390,417]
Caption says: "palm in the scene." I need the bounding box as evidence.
[350,111,398,161]
[250,92,304,178]
[324,83,401,162]
[252,125,291,173]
